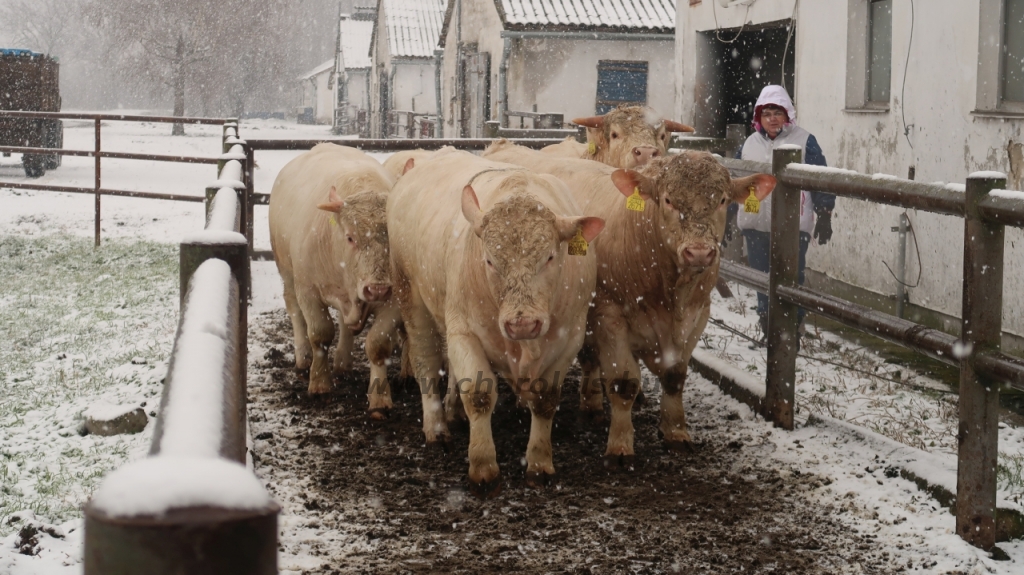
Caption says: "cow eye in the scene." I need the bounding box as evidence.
[346,235,355,244]
[486,259,493,267]
[547,254,554,263]
[665,197,672,206]
[720,197,727,205]
[611,132,618,139]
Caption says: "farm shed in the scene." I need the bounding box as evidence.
[368,0,447,138]
[296,59,336,125]
[675,0,1024,353]
[335,12,375,135]
[437,0,676,138]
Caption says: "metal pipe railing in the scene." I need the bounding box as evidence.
[718,148,1024,550]
[245,137,568,152]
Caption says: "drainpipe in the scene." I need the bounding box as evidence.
[388,64,397,137]
[434,49,444,138]
[498,37,511,128]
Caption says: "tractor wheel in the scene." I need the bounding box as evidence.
[23,155,46,178]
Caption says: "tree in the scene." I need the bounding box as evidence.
[0,0,77,57]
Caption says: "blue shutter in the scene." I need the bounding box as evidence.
[595,61,648,114]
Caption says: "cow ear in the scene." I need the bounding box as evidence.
[402,158,415,175]
[461,185,484,235]
[572,116,605,129]
[555,215,605,243]
[662,120,695,133]
[611,169,652,200]
[730,174,776,204]
[317,186,346,212]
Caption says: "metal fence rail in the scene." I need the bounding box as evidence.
[82,122,275,574]
[715,148,1024,550]
[0,111,232,246]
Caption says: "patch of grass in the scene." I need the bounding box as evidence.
[0,235,178,533]
[999,452,1024,504]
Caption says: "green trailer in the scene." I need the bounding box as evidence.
[0,49,62,177]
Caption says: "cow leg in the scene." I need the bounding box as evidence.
[332,311,354,376]
[364,304,402,419]
[577,342,605,424]
[594,310,640,469]
[402,286,449,446]
[448,332,500,497]
[657,362,693,451]
[443,375,468,426]
[524,367,563,487]
[299,295,335,395]
[281,271,311,371]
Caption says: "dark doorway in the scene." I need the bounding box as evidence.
[694,20,795,138]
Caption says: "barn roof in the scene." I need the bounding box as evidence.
[339,16,374,69]
[381,0,447,59]
[495,0,676,33]
[299,59,334,81]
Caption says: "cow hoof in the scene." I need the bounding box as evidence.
[578,409,606,426]
[425,437,451,455]
[663,439,697,453]
[468,472,502,499]
[367,407,390,421]
[307,383,332,395]
[634,390,647,406]
[601,453,636,472]
[525,470,555,489]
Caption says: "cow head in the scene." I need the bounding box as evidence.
[461,176,604,341]
[611,151,774,271]
[317,186,392,303]
[573,105,694,169]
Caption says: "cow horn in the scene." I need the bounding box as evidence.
[662,120,695,133]
[572,116,605,129]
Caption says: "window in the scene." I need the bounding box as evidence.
[1004,0,1024,102]
[867,0,892,104]
[595,61,648,115]
[845,0,890,111]
[977,0,1024,113]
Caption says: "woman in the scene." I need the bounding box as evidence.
[735,84,834,338]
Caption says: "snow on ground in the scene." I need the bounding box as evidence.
[0,116,1022,573]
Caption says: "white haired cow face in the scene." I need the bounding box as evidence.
[460,175,604,341]
[611,151,775,271]
[317,187,392,304]
[573,105,694,169]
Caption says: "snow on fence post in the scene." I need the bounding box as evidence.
[956,171,1007,550]
[764,146,803,430]
[83,257,277,574]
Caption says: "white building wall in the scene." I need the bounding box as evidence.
[314,71,334,124]
[439,0,505,137]
[676,0,1024,338]
[508,38,675,122]
[393,62,437,114]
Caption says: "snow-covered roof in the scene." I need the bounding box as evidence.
[340,16,374,69]
[299,59,335,81]
[495,0,676,32]
[382,0,446,59]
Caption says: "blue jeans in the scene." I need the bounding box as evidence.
[742,229,811,327]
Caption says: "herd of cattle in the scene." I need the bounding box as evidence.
[267,106,777,496]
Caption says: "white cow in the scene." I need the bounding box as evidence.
[388,148,604,495]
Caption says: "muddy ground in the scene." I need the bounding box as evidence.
[248,309,914,574]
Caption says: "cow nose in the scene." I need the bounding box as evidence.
[682,244,716,267]
[632,146,659,165]
[504,317,543,340]
[362,283,392,302]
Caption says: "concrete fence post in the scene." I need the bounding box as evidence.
[956,171,1007,550]
[764,146,803,430]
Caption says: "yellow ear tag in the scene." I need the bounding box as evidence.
[626,187,646,212]
[587,141,597,155]
[568,228,588,256]
[329,215,337,226]
[743,186,760,214]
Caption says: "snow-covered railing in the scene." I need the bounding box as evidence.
[712,147,1024,550]
[82,122,274,574]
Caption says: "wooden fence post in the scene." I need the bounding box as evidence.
[956,172,1006,550]
[764,146,803,430]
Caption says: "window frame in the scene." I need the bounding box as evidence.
[845,0,891,112]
